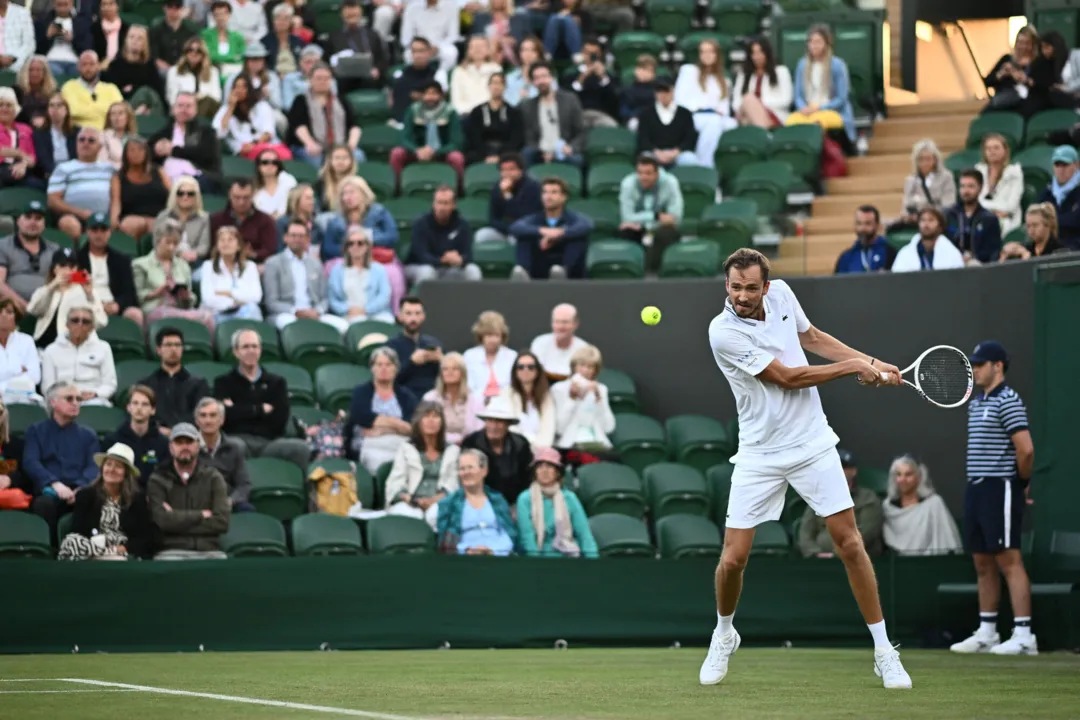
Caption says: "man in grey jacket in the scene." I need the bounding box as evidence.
[195,396,253,512]
[618,154,684,270]
[262,219,348,332]
[520,63,585,168]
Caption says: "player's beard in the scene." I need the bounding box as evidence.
[731,298,761,318]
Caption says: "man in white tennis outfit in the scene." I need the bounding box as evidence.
[701,248,913,689]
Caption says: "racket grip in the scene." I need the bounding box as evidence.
[880,372,889,383]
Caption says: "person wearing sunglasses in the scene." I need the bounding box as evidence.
[59,50,124,130]
[153,177,212,267]
[252,150,297,219]
[165,39,223,117]
[327,225,393,324]
[41,304,117,407]
[46,126,116,241]
[26,247,107,349]
[500,350,556,448]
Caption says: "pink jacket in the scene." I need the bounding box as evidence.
[0,122,35,164]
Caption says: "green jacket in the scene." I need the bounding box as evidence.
[400,103,463,155]
[132,252,194,312]
[618,169,684,230]
[201,28,247,68]
[516,488,599,558]
[797,486,884,558]
[147,460,231,552]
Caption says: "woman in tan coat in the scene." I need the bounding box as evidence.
[384,401,460,529]
[27,249,107,348]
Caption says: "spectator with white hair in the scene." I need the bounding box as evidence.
[462,310,517,400]
[282,45,335,114]
[41,303,117,406]
[529,302,589,382]
[132,218,215,331]
[263,218,347,331]
[550,344,615,454]
[436,447,517,555]
[0,88,38,189]
[423,351,483,444]
[346,345,418,474]
[894,138,956,232]
[194,395,254,512]
[384,401,460,529]
[46,126,116,241]
[261,4,305,77]
[60,50,124,130]
[882,454,962,556]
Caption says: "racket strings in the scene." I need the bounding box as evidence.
[916,349,972,405]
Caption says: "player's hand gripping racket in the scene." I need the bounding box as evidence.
[887,345,973,408]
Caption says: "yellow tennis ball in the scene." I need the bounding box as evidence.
[641,306,661,325]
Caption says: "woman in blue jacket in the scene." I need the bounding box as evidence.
[328,225,394,323]
[786,24,856,145]
[321,175,399,260]
[516,447,597,558]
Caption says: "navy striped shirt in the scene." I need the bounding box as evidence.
[966,384,1028,479]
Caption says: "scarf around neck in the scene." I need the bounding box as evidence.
[1051,167,1080,205]
[530,481,580,556]
[413,99,453,126]
[306,90,346,146]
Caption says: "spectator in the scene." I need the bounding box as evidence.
[505,36,555,108]
[75,212,142,327]
[46,126,115,240]
[25,381,100,544]
[543,0,591,61]
[390,37,448,122]
[401,0,461,72]
[550,344,614,454]
[132,219,214,330]
[436,448,516,555]
[153,176,212,268]
[565,36,619,128]
[451,36,502,117]
[110,136,172,241]
[150,92,222,190]
[391,81,465,187]
[324,0,387,93]
[895,138,955,232]
[165,39,223,116]
[371,0,405,45]
[530,302,588,381]
[96,100,135,169]
[891,207,965,272]
[262,4,304,79]
[150,0,200,75]
[0,200,59,310]
[194,396,253,512]
[385,400,460,528]
[475,152,541,244]
[31,93,78,180]
[286,62,362,167]
[328,225,393,324]
[583,0,632,35]
[946,169,1002,265]
[423,351,483,444]
[313,144,355,211]
[226,0,269,46]
[636,77,698,168]
[36,0,92,79]
[501,350,555,448]
[509,176,591,280]
[264,219,345,330]
[201,1,247,78]
[209,179,279,263]
[465,74,523,167]
[282,45,337,115]
[621,55,660,124]
[1035,145,1080,249]
[463,310,517,399]
[222,42,287,128]
[674,39,737,168]
[277,183,322,252]
[983,26,1037,113]
[882,454,962,556]
[213,328,310,466]
[1017,30,1070,119]
[252,150,297,217]
[104,385,171,481]
[27,248,107,348]
[786,24,856,148]
[516,447,597,557]
[975,133,1024,235]
[798,449,884,558]
[41,304,116,405]
[387,295,443,398]
[148,421,231,560]
[102,26,164,115]
[214,76,289,164]
[484,0,518,66]
[618,154,683,269]
[346,345,418,473]
[1000,203,1066,260]
[60,51,123,131]
[521,62,585,167]
[0,0,34,77]
[15,56,57,129]
[91,0,129,72]
[138,326,211,432]
[834,205,895,274]
[0,298,41,405]
[461,395,532,503]
[405,185,481,285]
[733,36,793,130]
[57,442,157,560]
[0,88,38,189]
[199,226,263,323]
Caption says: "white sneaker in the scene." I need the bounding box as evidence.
[950,630,1000,654]
[874,647,912,689]
[509,265,530,281]
[989,632,1038,655]
[549,264,567,279]
[699,628,740,685]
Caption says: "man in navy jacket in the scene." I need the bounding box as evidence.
[475,153,543,245]
[835,205,895,274]
[946,170,1002,264]
[405,186,483,285]
[1036,145,1080,250]
[35,0,93,78]
[509,177,593,279]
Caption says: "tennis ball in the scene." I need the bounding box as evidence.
[641,306,661,325]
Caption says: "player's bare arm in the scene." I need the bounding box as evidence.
[1011,429,1035,480]
[757,356,880,390]
[798,324,901,385]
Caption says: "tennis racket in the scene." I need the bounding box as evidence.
[885,345,974,409]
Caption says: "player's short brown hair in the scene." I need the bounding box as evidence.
[723,248,771,282]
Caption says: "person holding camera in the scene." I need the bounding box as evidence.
[565,37,619,128]
[27,248,108,349]
[132,218,215,332]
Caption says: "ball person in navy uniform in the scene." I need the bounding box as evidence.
[950,341,1037,655]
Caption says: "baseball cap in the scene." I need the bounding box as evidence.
[87,212,110,229]
[50,248,77,269]
[837,449,856,468]
[969,341,1008,366]
[1052,145,1078,165]
[654,76,674,91]
[170,422,201,441]
[164,0,183,6]
[22,200,46,217]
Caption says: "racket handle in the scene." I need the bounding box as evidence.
[880,372,889,383]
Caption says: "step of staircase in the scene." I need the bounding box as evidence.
[870,132,966,156]
[813,192,899,217]
[847,154,912,177]
[870,114,977,138]
[889,100,985,118]
[805,215,860,235]
[828,174,904,195]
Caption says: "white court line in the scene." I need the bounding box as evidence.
[59,679,431,720]
[0,689,140,694]
[0,679,70,682]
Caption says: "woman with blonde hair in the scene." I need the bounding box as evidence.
[1001,203,1065,260]
[501,350,556,448]
[895,138,955,229]
[14,56,57,129]
[102,24,165,115]
[983,26,1039,112]
[786,24,856,146]
[674,39,738,167]
[975,133,1024,234]
[132,219,214,331]
[882,455,961,556]
[153,176,211,266]
[423,352,484,445]
[450,36,503,117]
[550,344,615,453]
[463,311,518,399]
[165,38,222,116]
[97,101,137,169]
[384,401,461,529]
[313,144,356,212]
[199,226,264,322]
[327,225,393,324]
[275,183,324,250]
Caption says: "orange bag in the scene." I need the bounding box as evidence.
[0,488,31,510]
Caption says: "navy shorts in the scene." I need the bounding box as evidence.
[963,477,1025,554]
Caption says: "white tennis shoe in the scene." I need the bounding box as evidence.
[949,629,1000,653]
[989,632,1039,655]
[873,647,912,689]
[699,628,741,685]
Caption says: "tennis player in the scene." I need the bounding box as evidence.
[701,248,912,689]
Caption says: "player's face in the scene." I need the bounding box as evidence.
[725,265,769,319]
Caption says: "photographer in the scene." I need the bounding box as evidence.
[131,218,214,331]
[565,37,619,128]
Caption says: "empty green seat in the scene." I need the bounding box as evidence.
[0,512,52,558]
[665,414,731,474]
[644,0,694,38]
[643,462,710,519]
[857,467,888,496]
[8,404,46,439]
[473,240,516,279]
[529,163,583,196]
[710,0,763,37]
[944,149,981,176]
[357,124,400,163]
[148,318,213,362]
[114,359,160,405]
[264,362,315,406]
[280,319,347,373]
[367,515,437,554]
[106,230,140,257]
[1024,109,1078,147]
[186,361,231,387]
[610,31,666,71]
[656,514,722,559]
[732,161,793,216]
[221,155,255,185]
[585,126,638,166]
[698,199,757,252]
[716,126,770,189]
[597,368,638,414]
[344,320,397,364]
[401,162,458,198]
[346,89,392,122]
[576,462,646,518]
[611,413,668,476]
[751,520,791,555]
[220,513,289,557]
[355,161,396,200]
[586,239,645,279]
[292,513,365,555]
[706,462,734,527]
[463,162,500,198]
[310,458,375,509]
[374,460,393,508]
[79,405,126,437]
[215,319,281,363]
[670,166,719,222]
[248,457,307,522]
[457,196,488,230]
[573,198,621,237]
[588,513,654,557]
[293,406,335,431]
[382,197,430,248]
[587,163,633,202]
[0,187,46,217]
[677,32,735,65]
[98,316,147,363]
[315,362,372,414]
[966,112,1024,151]
[768,124,824,179]
[659,240,723,278]
[1016,145,1054,192]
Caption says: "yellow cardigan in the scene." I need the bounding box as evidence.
[60,78,124,131]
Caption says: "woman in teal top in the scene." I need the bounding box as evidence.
[516,448,598,558]
[437,448,516,555]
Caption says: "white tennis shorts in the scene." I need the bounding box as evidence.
[726,440,854,529]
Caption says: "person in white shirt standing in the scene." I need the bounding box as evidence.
[400,0,460,72]
[529,303,588,382]
[702,248,912,690]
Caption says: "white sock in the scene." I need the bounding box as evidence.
[867,620,892,650]
[1013,617,1032,639]
[979,612,998,636]
[716,611,734,636]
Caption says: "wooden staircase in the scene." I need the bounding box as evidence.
[773,100,984,277]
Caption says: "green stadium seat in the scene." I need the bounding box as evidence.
[659,240,723,278]
[665,414,731,474]
[148,318,213,362]
[0,69,16,88]
[643,462,711,519]
[966,112,1025,152]
[357,124,401,164]
[573,198,621,237]
[576,462,646,518]
[677,32,735,65]
[706,462,734,527]
[710,0,764,37]
[291,513,365,556]
[732,161,793,216]
[106,230,140,258]
[1002,226,1027,246]
[611,413,668,476]
[401,162,458,198]
[221,155,256,186]
[698,199,758,252]
[79,405,126,438]
[8,404,46,439]
[202,194,228,214]
[588,514,655,557]
[751,520,791,555]
[293,406,335,431]
[114,359,160,405]
[585,126,638,167]
[944,149,981,177]
[382,197,430,248]
[596,368,638,414]
[280,319,347,373]
[344,320,397,364]
[355,162,396,200]
[464,162,500,198]
[315,363,372,414]
[0,512,52,558]
[1016,145,1054,194]
[586,239,645,279]
[374,460,393,508]
[1050,531,1080,573]
[610,31,666,72]
[644,0,694,38]
[656,514,722,559]
[0,187,46,217]
[768,124,824,179]
[135,114,167,138]
[185,361,230,388]
[1034,5,1079,48]
[669,166,719,222]
[309,457,376,509]
[473,240,516,279]
[715,125,770,191]
[457,196,488,230]
[366,515,437,554]
[284,160,319,185]
[886,229,912,251]
[99,316,147,363]
[857,467,888,496]
[57,512,73,544]
[248,457,307,522]
[529,163,583,197]
[41,228,75,250]
[346,89,392,123]
[220,513,289,557]
[587,163,633,202]
[1024,109,1079,147]
[776,0,842,11]
[215,319,281,363]
[264,361,315,407]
